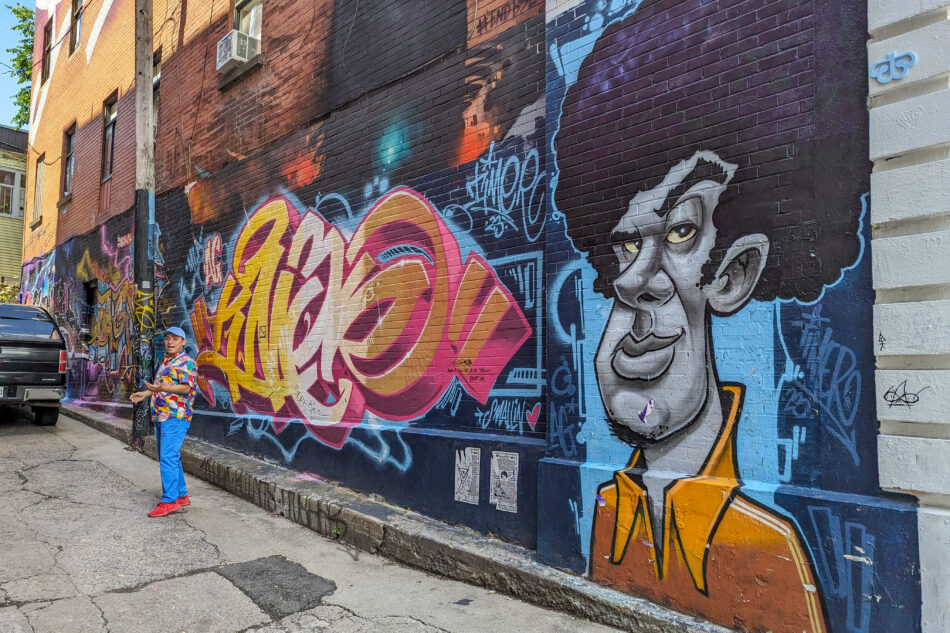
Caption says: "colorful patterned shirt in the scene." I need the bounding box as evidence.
[150,352,197,422]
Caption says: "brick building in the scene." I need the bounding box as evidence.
[23,0,950,631]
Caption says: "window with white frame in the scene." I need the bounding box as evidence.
[63,125,76,197]
[236,0,262,40]
[69,0,83,55]
[0,170,25,218]
[101,98,117,181]
[16,170,25,216]
[32,158,45,225]
[0,170,15,215]
[152,50,161,146]
[41,20,52,83]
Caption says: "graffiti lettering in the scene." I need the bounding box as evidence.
[777,425,807,483]
[202,232,224,287]
[191,188,532,448]
[475,0,540,35]
[474,398,539,433]
[808,507,875,633]
[92,281,133,353]
[446,141,544,243]
[435,380,465,416]
[548,402,577,458]
[787,306,861,465]
[134,287,155,331]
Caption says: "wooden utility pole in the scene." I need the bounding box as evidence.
[132,0,155,443]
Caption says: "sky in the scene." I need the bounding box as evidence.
[0,3,28,130]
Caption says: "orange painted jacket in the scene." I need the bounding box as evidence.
[590,385,827,633]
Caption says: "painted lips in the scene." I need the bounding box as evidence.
[610,329,683,381]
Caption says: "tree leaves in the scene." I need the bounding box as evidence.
[5,3,34,129]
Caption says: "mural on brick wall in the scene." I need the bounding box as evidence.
[136,0,548,546]
[543,1,921,632]
[188,188,532,449]
[166,140,545,470]
[22,214,138,402]
[20,0,924,629]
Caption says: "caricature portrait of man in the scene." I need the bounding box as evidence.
[554,1,867,631]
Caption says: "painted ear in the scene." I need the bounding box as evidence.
[705,233,769,315]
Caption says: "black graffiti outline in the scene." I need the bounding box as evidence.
[883,380,929,408]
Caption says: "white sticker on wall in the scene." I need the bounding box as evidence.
[489,451,519,513]
[454,447,481,505]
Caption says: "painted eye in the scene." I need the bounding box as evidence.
[666,224,698,244]
[623,239,642,254]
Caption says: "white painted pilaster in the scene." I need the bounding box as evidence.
[869,3,950,631]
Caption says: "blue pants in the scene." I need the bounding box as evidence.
[156,417,190,503]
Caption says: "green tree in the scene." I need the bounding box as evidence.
[0,282,19,304]
[5,3,34,129]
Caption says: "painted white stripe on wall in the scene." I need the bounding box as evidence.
[869,89,950,160]
[85,0,117,64]
[869,0,949,33]
[870,158,950,224]
[872,230,950,289]
[874,300,950,356]
[878,435,950,495]
[29,7,70,142]
[870,5,950,631]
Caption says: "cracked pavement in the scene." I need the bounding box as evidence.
[0,409,621,633]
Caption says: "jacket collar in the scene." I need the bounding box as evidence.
[610,384,744,594]
[162,350,185,365]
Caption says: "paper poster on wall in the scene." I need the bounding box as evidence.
[454,447,481,505]
[489,451,519,513]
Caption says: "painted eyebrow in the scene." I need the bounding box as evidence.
[654,159,730,218]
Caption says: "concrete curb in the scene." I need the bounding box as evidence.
[61,403,732,633]
[62,403,132,444]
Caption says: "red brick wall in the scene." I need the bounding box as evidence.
[154,0,334,194]
[23,0,171,260]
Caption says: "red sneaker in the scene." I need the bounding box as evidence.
[176,495,191,506]
[148,501,180,518]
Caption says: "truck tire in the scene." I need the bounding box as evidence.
[32,406,59,426]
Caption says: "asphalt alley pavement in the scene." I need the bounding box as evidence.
[0,407,622,633]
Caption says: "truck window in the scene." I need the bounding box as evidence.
[0,306,60,339]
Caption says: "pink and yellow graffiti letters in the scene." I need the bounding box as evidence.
[191,187,531,447]
[202,233,224,288]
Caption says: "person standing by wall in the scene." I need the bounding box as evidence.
[130,326,197,518]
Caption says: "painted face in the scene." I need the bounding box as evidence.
[164,333,185,356]
[594,151,735,442]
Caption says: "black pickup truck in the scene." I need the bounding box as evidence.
[0,304,67,425]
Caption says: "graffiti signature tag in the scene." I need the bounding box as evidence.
[883,380,928,408]
[445,141,545,243]
[785,306,861,465]
[191,187,532,447]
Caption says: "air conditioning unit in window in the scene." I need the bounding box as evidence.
[216,29,260,73]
